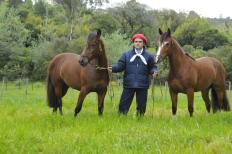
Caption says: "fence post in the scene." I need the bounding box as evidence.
[25,78,29,96]
[5,77,7,90]
[0,77,5,100]
[228,81,231,97]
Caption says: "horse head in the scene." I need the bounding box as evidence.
[79,29,103,66]
[155,28,173,63]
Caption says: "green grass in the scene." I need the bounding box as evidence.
[0,82,232,154]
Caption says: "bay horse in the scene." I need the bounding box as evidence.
[47,29,109,116]
[155,28,230,117]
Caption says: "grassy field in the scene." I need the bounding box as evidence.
[0,82,232,154]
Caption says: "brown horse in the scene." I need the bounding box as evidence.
[47,29,109,116]
[155,28,230,117]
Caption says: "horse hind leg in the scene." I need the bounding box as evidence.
[201,89,211,113]
[222,91,230,111]
[97,89,107,116]
[211,85,225,112]
[211,86,219,113]
[57,82,69,115]
[54,83,65,115]
[215,87,230,112]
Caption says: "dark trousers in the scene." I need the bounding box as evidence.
[119,88,148,116]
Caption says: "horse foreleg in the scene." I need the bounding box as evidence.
[201,89,211,113]
[97,89,107,116]
[74,88,88,117]
[170,89,178,117]
[186,89,194,117]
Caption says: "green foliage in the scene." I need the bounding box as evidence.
[0,0,232,81]
[191,49,208,58]
[208,45,232,81]
[103,31,131,64]
[30,38,71,80]
[33,0,47,17]
[182,45,195,53]
[155,9,187,32]
[0,5,29,45]
[108,0,154,38]
[174,17,210,46]
[192,29,228,50]
[8,0,23,7]
[90,11,120,34]
[0,3,30,79]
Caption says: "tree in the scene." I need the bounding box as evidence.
[108,0,153,38]
[103,31,130,63]
[52,0,108,40]
[192,29,228,50]
[155,9,187,32]
[208,45,232,81]
[0,3,29,79]
[34,0,47,18]
[8,0,23,7]
[90,11,120,34]
[174,17,210,46]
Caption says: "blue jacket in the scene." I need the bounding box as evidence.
[112,48,157,88]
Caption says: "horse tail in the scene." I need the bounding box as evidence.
[211,86,230,112]
[222,90,230,111]
[47,75,58,108]
[211,86,219,112]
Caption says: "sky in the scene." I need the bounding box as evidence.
[102,0,232,18]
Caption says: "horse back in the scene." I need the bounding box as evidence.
[195,57,226,89]
[48,53,82,89]
[168,56,225,93]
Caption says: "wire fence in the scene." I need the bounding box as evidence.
[0,77,231,102]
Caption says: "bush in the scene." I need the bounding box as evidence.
[103,31,131,64]
[208,45,232,82]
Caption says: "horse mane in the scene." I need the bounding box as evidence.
[99,39,108,67]
[185,53,195,61]
[171,38,195,61]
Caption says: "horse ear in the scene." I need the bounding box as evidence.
[96,29,101,37]
[167,28,171,36]
[158,28,163,35]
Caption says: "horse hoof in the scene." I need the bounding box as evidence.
[172,115,177,120]
[98,113,103,116]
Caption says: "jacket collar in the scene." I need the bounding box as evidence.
[131,47,146,55]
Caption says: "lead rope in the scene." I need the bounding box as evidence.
[96,65,114,105]
[151,77,155,118]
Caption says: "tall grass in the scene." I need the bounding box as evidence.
[0,82,232,153]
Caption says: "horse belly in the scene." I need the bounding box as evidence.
[195,60,216,91]
[169,79,185,93]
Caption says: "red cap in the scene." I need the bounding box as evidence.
[131,34,147,44]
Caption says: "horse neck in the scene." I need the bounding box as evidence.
[98,51,108,67]
[168,40,188,72]
[97,41,108,67]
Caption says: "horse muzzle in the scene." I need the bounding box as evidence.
[79,58,89,66]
